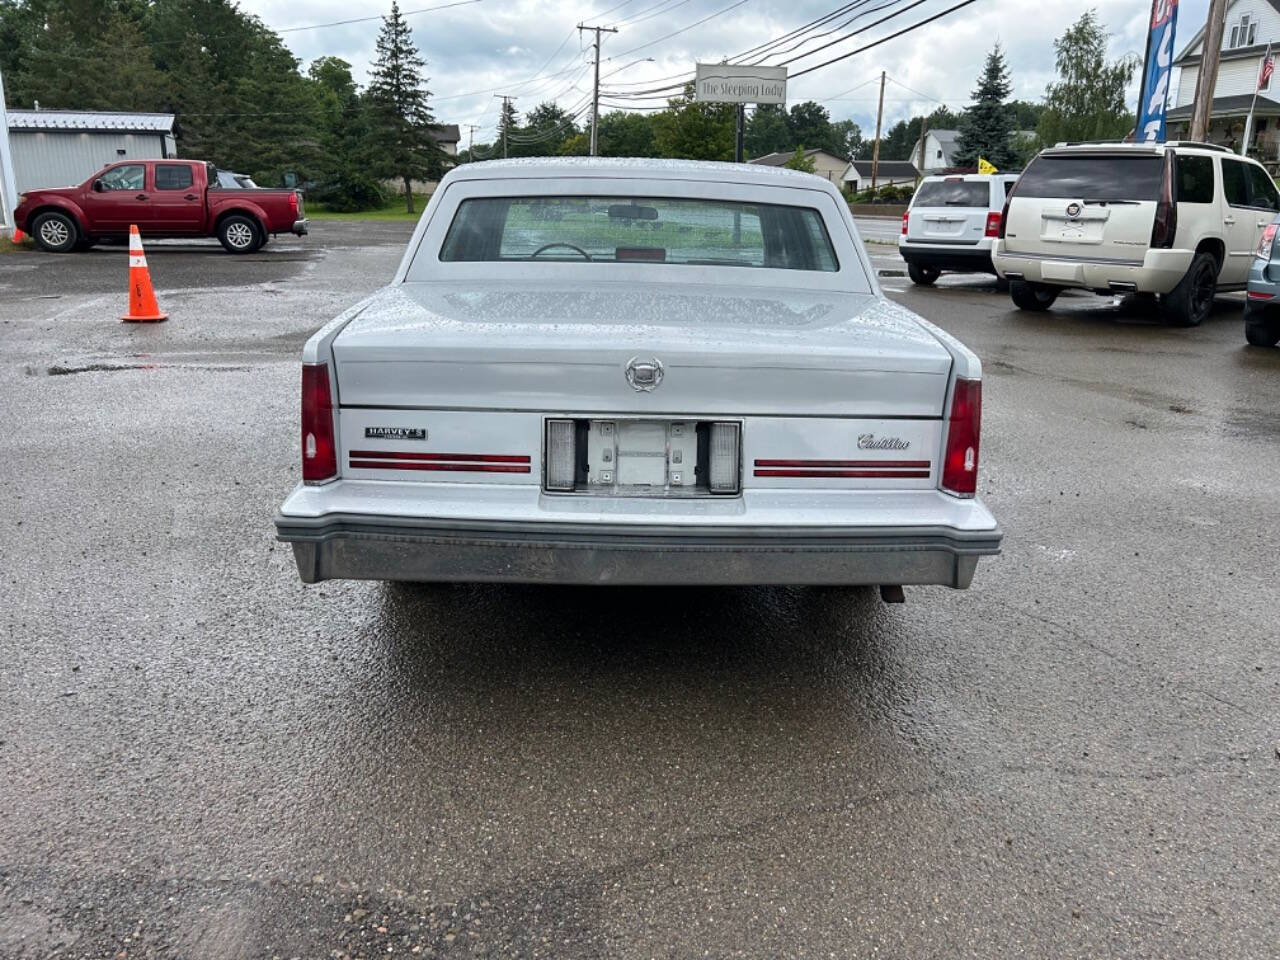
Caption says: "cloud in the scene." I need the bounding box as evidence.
[240,0,1200,141]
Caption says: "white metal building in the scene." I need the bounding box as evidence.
[5,110,177,192]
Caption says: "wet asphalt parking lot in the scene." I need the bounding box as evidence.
[1,218,1278,959]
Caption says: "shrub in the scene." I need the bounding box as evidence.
[310,172,386,212]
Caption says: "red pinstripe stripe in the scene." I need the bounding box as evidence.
[754,458,930,468]
[754,469,931,478]
[349,450,531,464]
[349,460,531,474]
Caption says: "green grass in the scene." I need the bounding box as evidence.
[306,194,432,221]
[0,236,31,254]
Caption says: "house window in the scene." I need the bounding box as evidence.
[1230,14,1257,49]
[936,149,943,158]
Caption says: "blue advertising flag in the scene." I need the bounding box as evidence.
[1137,0,1179,142]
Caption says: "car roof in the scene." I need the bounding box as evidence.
[446,157,841,190]
[919,173,1017,182]
[1040,140,1237,158]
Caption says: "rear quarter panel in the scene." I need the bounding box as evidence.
[207,190,294,231]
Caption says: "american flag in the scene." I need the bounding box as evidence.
[1260,48,1275,90]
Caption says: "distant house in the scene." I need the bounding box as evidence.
[430,123,461,157]
[907,128,959,173]
[749,148,850,184]
[1168,0,1280,163]
[5,109,176,192]
[843,159,919,191]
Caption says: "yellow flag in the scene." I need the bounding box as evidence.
[978,157,998,175]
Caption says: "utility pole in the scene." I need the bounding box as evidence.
[870,70,886,192]
[916,113,928,184]
[1189,0,1229,141]
[735,104,745,162]
[463,123,480,160]
[579,23,618,156]
[0,61,19,238]
[494,94,517,158]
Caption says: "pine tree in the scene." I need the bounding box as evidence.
[953,44,1016,169]
[365,2,445,213]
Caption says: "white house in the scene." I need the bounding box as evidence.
[1169,0,1280,163]
[842,160,919,191]
[907,129,960,173]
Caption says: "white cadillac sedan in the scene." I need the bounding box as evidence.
[275,158,1001,591]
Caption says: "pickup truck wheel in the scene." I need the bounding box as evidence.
[218,215,260,254]
[1159,252,1217,327]
[1009,279,1059,311]
[1244,301,1280,346]
[32,211,79,253]
[907,263,940,286]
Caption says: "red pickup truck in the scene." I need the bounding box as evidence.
[13,158,308,254]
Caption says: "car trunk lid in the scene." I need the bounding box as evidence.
[331,281,954,418]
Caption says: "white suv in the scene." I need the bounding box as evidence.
[899,173,1020,285]
[993,142,1280,326]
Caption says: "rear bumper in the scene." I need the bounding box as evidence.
[292,218,309,236]
[274,483,1002,588]
[899,241,995,273]
[992,245,1192,293]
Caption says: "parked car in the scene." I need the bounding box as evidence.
[993,141,1280,326]
[214,170,259,189]
[274,159,1002,592]
[13,159,307,254]
[899,173,1020,285]
[1244,218,1280,346]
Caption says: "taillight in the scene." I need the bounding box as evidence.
[301,363,337,484]
[1257,222,1277,260]
[997,192,1012,239]
[708,421,741,494]
[544,419,576,491]
[1151,151,1177,249]
[289,191,299,217]
[901,211,909,236]
[941,378,981,498]
[985,210,1002,237]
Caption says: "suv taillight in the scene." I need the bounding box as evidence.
[997,192,1013,240]
[941,378,981,498]
[301,363,337,484]
[901,211,909,236]
[1151,151,1177,249]
[985,211,1002,237]
[1257,222,1277,260]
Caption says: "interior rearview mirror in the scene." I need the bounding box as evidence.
[92,179,104,193]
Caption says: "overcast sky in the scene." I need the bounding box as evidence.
[237,0,1215,145]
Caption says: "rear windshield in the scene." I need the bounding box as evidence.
[1016,154,1164,202]
[913,180,989,207]
[438,196,839,271]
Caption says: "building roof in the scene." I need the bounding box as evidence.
[1174,0,1280,63]
[430,124,461,144]
[6,109,175,133]
[1167,93,1280,120]
[931,129,960,150]
[847,159,919,179]
[748,147,847,167]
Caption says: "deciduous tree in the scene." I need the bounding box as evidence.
[1037,10,1136,145]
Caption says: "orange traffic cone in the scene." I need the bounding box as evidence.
[121,225,167,323]
[10,226,25,243]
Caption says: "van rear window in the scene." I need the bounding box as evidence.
[912,181,989,207]
[1016,155,1164,202]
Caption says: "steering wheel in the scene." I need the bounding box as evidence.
[530,242,591,260]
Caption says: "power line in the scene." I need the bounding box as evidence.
[775,0,930,66]
[610,0,754,60]
[789,0,981,78]
[148,0,483,46]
